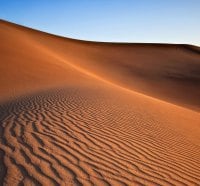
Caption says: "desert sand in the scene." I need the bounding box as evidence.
[0,19,200,185]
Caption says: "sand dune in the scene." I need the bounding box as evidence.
[0,19,200,185]
[1,20,200,110]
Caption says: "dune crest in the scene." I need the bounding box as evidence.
[0,20,200,185]
[1,19,200,110]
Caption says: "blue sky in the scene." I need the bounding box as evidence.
[0,0,200,46]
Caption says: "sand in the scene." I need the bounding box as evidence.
[0,19,200,185]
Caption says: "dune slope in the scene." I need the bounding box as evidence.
[0,20,200,185]
[0,20,200,110]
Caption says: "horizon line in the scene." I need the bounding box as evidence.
[1,18,200,47]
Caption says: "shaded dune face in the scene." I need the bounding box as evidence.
[0,19,200,185]
[0,20,200,110]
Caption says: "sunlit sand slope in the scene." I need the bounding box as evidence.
[0,20,200,185]
[1,20,199,110]
[1,87,200,185]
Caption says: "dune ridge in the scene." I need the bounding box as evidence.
[0,19,200,185]
[0,19,200,111]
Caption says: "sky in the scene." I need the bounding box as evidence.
[0,0,200,46]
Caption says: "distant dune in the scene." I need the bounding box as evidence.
[0,19,200,185]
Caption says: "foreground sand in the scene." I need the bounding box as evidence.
[0,20,200,185]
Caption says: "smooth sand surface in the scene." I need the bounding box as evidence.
[0,20,200,185]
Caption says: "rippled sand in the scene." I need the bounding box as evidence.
[0,20,200,185]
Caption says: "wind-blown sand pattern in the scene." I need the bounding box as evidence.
[0,20,200,185]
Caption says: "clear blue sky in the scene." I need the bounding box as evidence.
[0,0,200,46]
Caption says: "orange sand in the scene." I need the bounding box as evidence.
[0,19,200,185]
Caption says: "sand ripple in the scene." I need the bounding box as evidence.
[1,87,200,186]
